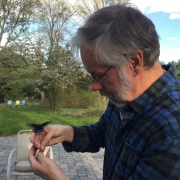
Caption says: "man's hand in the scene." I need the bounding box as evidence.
[28,145,69,180]
[30,125,74,151]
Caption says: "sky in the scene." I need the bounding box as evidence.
[131,0,180,63]
[1,0,179,63]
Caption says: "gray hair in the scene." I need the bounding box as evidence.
[71,3,160,69]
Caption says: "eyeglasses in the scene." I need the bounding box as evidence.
[88,66,112,83]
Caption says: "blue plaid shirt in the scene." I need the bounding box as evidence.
[63,64,180,180]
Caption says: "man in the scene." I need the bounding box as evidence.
[28,3,180,180]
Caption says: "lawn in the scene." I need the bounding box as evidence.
[0,103,104,136]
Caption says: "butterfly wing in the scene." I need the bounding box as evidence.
[26,123,41,133]
[41,121,52,128]
[39,121,52,133]
[26,123,38,130]
[26,121,52,134]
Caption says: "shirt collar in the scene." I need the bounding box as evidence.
[129,64,178,113]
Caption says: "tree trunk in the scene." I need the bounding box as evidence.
[51,100,56,112]
[0,95,5,103]
[40,91,45,101]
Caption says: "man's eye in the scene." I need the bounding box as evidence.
[92,76,97,80]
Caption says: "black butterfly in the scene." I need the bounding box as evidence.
[26,121,52,134]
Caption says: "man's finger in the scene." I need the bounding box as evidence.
[30,133,44,149]
[46,153,50,158]
[40,130,54,151]
[29,132,35,143]
[36,151,45,161]
[28,145,38,166]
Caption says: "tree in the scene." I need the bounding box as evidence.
[0,0,40,47]
[34,46,83,112]
[168,60,180,80]
[22,0,83,112]
[0,48,30,101]
[0,0,40,102]
[73,0,131,19]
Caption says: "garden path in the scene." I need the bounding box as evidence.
[0,135,104,180]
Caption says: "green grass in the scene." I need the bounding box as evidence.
[0,105,104,136]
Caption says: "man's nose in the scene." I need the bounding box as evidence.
[90,81,103,91]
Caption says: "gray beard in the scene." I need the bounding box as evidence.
[100,90,126,107]
[99,70,132,107]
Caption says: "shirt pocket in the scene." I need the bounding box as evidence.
[119,140,141,170]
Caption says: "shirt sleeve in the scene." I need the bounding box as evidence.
[62,126,89,152]
[62,118,107,153]
[62,101,113,153]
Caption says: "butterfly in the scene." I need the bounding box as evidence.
[26,121,52,134]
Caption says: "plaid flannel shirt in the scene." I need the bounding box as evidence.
[63,64,180,180]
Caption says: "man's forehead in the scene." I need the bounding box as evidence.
[80,46,99,70]
[80,45,94,56]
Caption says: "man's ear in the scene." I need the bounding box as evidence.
[130,51,144,76]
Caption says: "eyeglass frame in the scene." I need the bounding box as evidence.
[87,66,112,83]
